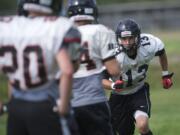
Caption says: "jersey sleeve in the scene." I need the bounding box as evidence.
[96,25,116,62]
[52,18,73,54]
[141,34,165,56]
[153,36,165,56]
[61,26,82,61]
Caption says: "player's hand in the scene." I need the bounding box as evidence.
[162,72,174,89]
[111,80,124,92]
[53,99,69,117]
[58,105,70,117]
[0,102,8,116]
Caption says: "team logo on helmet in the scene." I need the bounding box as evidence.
[67,0,98,21]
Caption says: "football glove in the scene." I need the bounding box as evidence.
[111,80,124,92]
[162,72,174,89]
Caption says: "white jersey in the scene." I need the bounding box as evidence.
[73,24,116,78]
[115,33,164,95]
[71,24,116,107]
[0,16,75,90]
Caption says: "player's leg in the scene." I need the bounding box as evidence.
[135,111,152,134]
[60,109,80,135]
[7,98,28,135]
[133,83,153,135]
[25,99,63,135]
[109,93,135,135]
[73,102,113,135]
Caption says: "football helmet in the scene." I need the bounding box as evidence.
[17,0,28,16]
[18,0,62,15]
[116,19,141,55]
[67,0,98,21]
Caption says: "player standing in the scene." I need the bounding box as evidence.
[67,0,121,135]
[102,19,173,135]
[0,0,81,135]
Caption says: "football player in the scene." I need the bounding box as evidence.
[0,0,82,135]
[102,19,173,135]
[67,0,121,135]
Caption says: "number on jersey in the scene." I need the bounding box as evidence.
[80,41,96,70]
[0,45,47,89]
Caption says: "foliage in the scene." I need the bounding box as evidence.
[0,0,16,11]
[0,0,179,11]
[97,0,178,5]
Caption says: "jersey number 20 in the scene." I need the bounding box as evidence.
[0,45,47,89]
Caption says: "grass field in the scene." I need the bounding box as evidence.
[0,31,180,135]
[149,88,180,135]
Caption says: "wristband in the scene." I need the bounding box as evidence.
[111,83,115,90]
[162,71,169,76]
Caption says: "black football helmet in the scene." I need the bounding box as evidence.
[18,0,62,15]
[17,0,28,16]
[116,19,141,54]
[67,0,98,21]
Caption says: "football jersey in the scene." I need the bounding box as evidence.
[114,33,164,95]
[0,16,77,90]
[72,24,116,107]
[73,24,116,78]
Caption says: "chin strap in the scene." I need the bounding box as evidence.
[141,130,153,135]
[126,46,137,59]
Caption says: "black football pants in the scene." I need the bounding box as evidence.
[7,97,79,135]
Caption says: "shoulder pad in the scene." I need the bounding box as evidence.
[115,46,123,55]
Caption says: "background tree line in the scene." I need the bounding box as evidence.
[0,0,178,12]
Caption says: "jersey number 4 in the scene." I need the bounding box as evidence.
[80,41,96,70]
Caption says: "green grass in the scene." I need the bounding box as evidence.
[0,115,6,135]
[138,88,180,135]
[150,88,180,135]
[0,31,180,135]
[1,89,180,135]
[153,31,180,55]
[134,88,180,135]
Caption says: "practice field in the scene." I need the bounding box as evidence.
[149,88,180,135]
[0,31,180,135]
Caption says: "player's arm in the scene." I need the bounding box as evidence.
[99,27,123,91]
[56,27,81,116]
[153,36,173,89]
[158,49,168,71]
[0,82,12,115]
[102,69,124,92]
[102,69,113,90]
[101,49,124,92]
[56,49,73,116]
[0,101,8,116]
[0,81,10,116]
[99,27,121,78]
[0,97,8,116]
[156,49,173,89]
[103,58,121,77]
[61,27,82,73]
